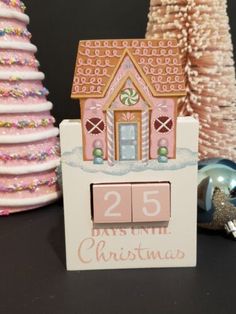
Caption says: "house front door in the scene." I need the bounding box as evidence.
[118,123,138,161]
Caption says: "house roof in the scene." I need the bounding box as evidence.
[71,39,186,99]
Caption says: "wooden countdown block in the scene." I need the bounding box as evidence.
[92,183,132,224]
[132,183,171,223]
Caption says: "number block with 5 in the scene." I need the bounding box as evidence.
[132,183,170,223]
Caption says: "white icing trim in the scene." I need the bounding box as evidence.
[0,71,44,81]
[0,191,61,207]
[0,159,60,175]
[0,42,37,52]
[0,128,59,144]
[0,8,30,24]
[0,102,53,113]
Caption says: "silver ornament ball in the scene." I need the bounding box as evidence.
[198,158,236,230]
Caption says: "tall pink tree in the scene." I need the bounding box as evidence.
[146,0,236,161]
[0,0,60,215]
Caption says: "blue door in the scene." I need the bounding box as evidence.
[118,123,138,161]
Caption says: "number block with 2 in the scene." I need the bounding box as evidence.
[92,183,132,223]
[132,183,171,223]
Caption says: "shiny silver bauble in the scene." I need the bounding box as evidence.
[198,158,236,230]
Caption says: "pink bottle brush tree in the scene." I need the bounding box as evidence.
[146,0,236,161]
[0,0,61,215]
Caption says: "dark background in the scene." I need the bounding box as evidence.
[0,1,236,314]
[23,0,236,124]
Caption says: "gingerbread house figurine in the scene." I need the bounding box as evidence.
[60,38,199,270]
[71,39,186,165]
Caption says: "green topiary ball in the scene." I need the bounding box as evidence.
[93,148,103,158]
[158,146,168,156]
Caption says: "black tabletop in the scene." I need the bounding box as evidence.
[0,202,235,314]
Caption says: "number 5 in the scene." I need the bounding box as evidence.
[143,191,161,217]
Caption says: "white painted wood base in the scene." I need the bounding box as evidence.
[60,117,199,271]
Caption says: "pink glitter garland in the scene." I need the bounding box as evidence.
[0,176,58,193]
[0,87,49,98]
[0,144,60,162]
[0,56,39,67]
[0,117,55,128]
[0,27,31,39]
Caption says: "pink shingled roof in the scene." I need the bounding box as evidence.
[71,39,186,98]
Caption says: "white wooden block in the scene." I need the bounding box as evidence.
[60,117,199,270]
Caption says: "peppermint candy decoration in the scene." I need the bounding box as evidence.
[120,88,139,106]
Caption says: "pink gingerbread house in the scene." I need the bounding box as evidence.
[71,39,186,165]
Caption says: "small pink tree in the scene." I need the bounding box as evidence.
[146,0,236,161]
[0,0,60,215]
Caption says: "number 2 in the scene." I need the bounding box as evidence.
[142,191,161,217]
[104,191,122,217]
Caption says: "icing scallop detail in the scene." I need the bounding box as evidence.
[0,159,60,175]
[0,8,29,24]
[120,88,140,106]
[0,41,37,52]
[0,0,26,12]
[0,71,44,80]
[0,128,59,144]
[0,192,61,210]
[0,102,53,113]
